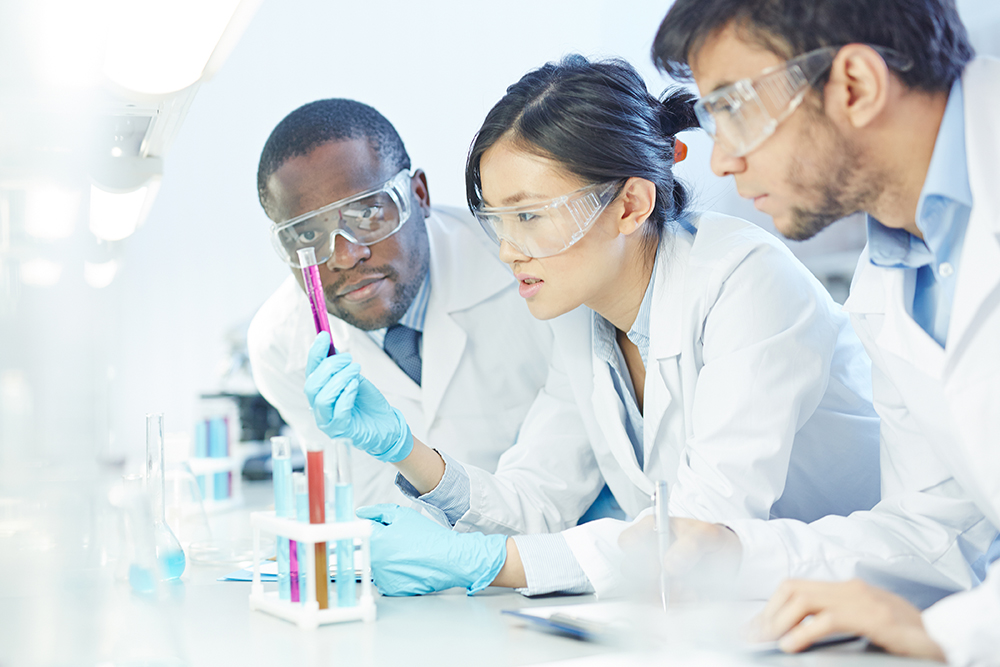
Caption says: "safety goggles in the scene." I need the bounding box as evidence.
[472,180,622,259]
[270,169,413,268]
[694,45,912,157]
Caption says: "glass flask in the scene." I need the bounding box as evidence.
[146,413,186,581]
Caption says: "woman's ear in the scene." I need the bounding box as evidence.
[617,177,656,236]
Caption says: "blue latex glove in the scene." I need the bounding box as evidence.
[303,332,413,462]
[357,504,507,596]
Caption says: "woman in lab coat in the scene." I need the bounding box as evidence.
[303,55,881,597]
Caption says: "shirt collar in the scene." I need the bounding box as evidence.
[592,251,658,366]
[397,271,431,332]
[867,78,971,269]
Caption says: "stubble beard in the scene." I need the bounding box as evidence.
[784,118,882,242]
[324,215,431,331]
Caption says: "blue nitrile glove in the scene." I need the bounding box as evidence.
[303,332,413,462]
[357,504,508,596]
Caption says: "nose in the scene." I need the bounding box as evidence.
[709,141,747,178]
[498,238,529,265]
[326,233,371,270]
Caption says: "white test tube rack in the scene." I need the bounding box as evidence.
[249,511,377,628]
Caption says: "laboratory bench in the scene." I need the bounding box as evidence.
[0,480,943,667]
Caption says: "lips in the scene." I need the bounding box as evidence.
[515,272,543,299]
[337,276,384,297]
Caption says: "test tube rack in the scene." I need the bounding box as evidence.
[249,511,377,628]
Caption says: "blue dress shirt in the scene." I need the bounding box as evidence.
[866,79,972,347]
[365,272,431,348]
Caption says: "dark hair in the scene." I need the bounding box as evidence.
[257,99,411,211]
[652,0,973,93]
[465,55,698,242]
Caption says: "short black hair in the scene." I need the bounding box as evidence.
[653,0,974,93]
[257,99,411,211]
[466,55,698,243]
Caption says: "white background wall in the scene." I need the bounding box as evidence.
[107,0,1000,459]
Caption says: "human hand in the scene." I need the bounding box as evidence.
[357,504,507,596]
[618,515,741,601]
[755,578,945,661]
[664,517,742,578]
[303,332,413,462]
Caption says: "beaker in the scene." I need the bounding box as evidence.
[146,413,186,581]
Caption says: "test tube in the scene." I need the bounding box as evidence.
[305,441,329,609]
[292,472,309,603]
[653,480,670,611]
[271,436,293,601]
[332,438,356,607]
[297,247,336,356]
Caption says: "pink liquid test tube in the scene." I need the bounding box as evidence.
[297,247,336,356]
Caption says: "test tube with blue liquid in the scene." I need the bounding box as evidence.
[292,472,310,603]
[331,438,356,607]
[270,436,293,600]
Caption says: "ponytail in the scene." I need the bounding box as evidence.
[656,87,699,218]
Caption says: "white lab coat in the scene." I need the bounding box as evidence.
[727,58,1000,666]
[451,212,881,596]
[247,207,552,507]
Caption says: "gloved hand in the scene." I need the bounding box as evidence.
[357,504,507,596]
[303,332,413,462]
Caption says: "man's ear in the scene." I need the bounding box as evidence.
[411,169,431,217]
[617,177,657,237]
[824,44,892,130]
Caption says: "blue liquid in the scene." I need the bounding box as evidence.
[154,522,185,581]
[295,488,310,604]
[159,549,186,581]
[273,456,293,600]
[335,483,355,607]
[128,564,155,593]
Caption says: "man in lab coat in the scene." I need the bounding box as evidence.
[247,99,552,507]
[650,0,1000,663]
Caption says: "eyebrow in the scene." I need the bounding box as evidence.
[488,191,551,207]
[709,79,737,93]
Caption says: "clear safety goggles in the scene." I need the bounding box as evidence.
[270,169,413,268]
[694,45,912,157]
[472,180,622,259]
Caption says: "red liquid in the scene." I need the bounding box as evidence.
[306,449,328,609]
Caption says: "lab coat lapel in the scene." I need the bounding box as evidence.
[947,58,1000,360]
[421,211,512,428]
[843,249,945,377]
[590,358,654,496]
[642,234,688,467]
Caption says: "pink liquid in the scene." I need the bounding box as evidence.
[301,264,336,355]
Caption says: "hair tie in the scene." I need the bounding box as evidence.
[674,139,688,163]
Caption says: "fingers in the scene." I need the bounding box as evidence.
[304,357,359,419]
[356,503,401,524]
[306,332,333,374]
[779,612,841,653]
[618,515,655,550]
[759,580,860,652]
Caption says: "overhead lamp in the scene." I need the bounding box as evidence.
[25,186,81,240]
[103,0,262,96]
[84,259,120,288]
[89,180,160,242]
[20,258,62,287]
